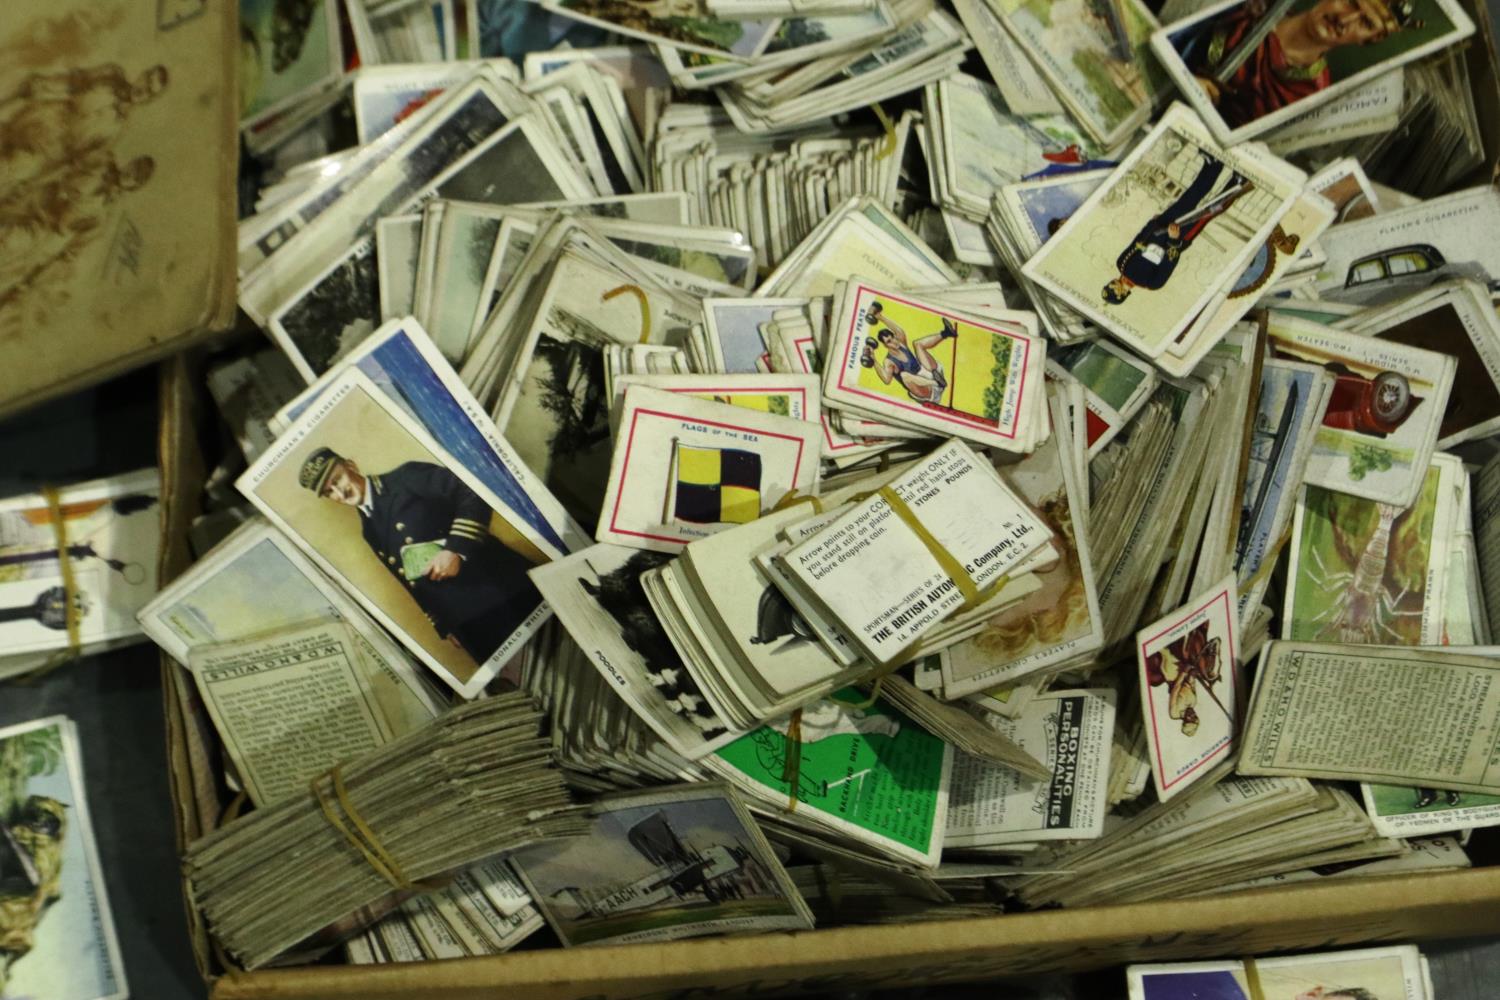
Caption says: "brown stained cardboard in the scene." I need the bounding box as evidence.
[0,0,238,419]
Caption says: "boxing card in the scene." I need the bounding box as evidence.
[823,278,1047,452]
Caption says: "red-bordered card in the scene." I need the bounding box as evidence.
[1135,574,1241,802]
[823,278,1043,451]
[595,386,821,553]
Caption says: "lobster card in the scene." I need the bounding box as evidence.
[1135,574,1241,802]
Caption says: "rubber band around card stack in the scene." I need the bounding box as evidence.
[830,486,1011,686]
[24,485,84,681]
[1242,957,1266,1000]
[603,284,652,344]
[771,489,824,516]
[310,765,445,893]
[781,707,803,813]
[872,103,897,160]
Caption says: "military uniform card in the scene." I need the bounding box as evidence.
[1361,780,1500,838]
[1268,312,1455,507]
[596,386,821,552]
[824,279,1045,452]
[238,369,552,699]
[1152,0,1474,144]
[1135,575,1240,801]
[529,543,739,758]
[508,783,811,947]
[1022,103,1303,359]
[0,717,127,1000]
[273,317,586,561]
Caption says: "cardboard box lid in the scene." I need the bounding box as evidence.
[0,0,239,420]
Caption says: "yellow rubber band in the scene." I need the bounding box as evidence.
[878,485,978,605]
[603,284,652,344]
[781,708,803,814]
[311,765,434,892]
[771,490,825,516]
[872,103,897,161]
[1243,957,1265,1000]
[23,486,84,682]
[845,677,886,711]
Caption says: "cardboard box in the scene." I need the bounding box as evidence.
[0,0,238,420]
[157,7,1500,994]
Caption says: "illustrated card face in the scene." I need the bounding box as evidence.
[1153,0,1473,144]
[991,0,1170,147]
[706,689,952,867]
[1283,454,1457,646]
[1135,574,1240,801]
[1023,103,1301,357]
[241,0,343,128]
[825,279,1041,449]
[702,297,808,373]
[238,369,552,699]
[596,387,820,552]
[529,543,739,759]
[1129,946,1426,1000]
[1268,313,1454,507]
[0,717,127,1000]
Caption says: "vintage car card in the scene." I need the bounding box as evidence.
[596,386,821,552]
[1312,184,1500,307]
[1135,574,1240,802]
[1268,312,1455,507]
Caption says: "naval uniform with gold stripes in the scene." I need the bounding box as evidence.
[359,462,537,662]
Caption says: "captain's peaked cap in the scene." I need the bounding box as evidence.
[299,446,347,494]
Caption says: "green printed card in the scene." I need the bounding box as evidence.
[708,688,951,867]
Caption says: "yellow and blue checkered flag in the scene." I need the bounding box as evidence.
[672,444,762,524]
